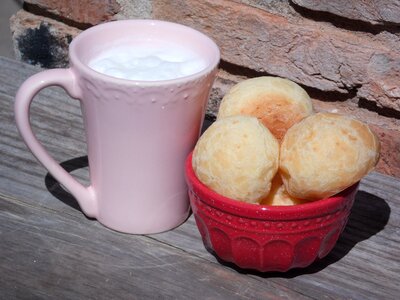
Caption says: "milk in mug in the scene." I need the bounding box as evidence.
[88,40,208,81]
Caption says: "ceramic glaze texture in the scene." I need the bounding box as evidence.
[74,67,216,233]
[185,153,358,272]
[15,20,220,234]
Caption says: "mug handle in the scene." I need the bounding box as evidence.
[14,69,98,217]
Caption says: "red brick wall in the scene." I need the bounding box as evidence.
[10,0,400,177]
[23,0,120,26]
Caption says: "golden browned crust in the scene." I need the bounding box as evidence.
[217,77,313,141]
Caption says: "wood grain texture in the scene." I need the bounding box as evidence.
[0,56,399,299]
[2,193,310,300]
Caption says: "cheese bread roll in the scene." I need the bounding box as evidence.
[280,113,380,200]
[218,77,313,141]
[260,174,307,206]
[193,116,279,204]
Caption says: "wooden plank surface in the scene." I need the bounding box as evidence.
[1,56,399,299]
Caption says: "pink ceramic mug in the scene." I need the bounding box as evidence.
[14,20,220,234]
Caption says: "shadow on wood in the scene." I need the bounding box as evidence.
[210,190,391,277]
[44,155,89,214]
[43,134,390,278]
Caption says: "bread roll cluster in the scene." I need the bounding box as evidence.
[192,76,380,205]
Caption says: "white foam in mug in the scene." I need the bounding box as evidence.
[88,40,208,81]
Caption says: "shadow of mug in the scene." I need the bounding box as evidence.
[44,156,89,214]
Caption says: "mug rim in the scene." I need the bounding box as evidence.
[185,152,358,220]
[69,19,220,86]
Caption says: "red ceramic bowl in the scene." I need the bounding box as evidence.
[185,152,358,272]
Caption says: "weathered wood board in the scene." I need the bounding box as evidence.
[1,57,399,299]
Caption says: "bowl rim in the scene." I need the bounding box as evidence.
[185,152,359,220]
